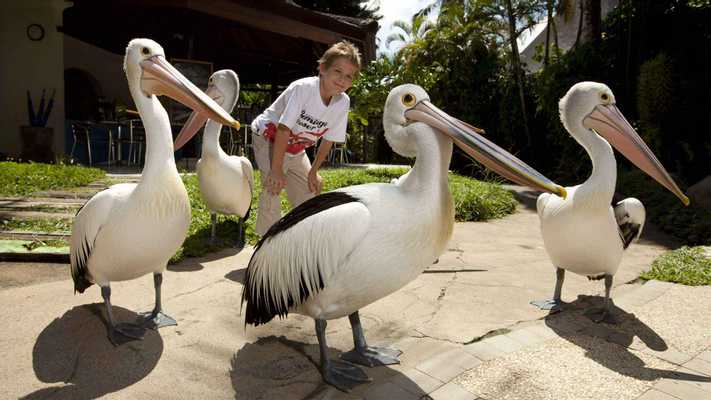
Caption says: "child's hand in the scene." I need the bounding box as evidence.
[308,170,323,195]
[267,170,287,195]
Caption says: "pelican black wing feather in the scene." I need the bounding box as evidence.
[242,191,361,326]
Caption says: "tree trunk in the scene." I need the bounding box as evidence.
[544,0,553,66]
[504,0,532,146]
[552,13,559,51]
[574,0,584,48]
[583,0,601,44]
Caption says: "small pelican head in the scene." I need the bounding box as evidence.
[562,81,689,205]
[382,84,429,157]
[207,69,240,111]
[123,38,240,135]
[124,39,166,89]
[174,69,241,150]
[559,81,615,135]
[384,84,567,198]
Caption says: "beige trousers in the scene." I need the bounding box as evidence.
[252,132,315,236]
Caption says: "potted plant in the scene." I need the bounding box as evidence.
[20,89,56,163]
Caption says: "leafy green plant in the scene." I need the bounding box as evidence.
[641,246,711,286]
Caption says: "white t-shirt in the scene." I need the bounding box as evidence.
[251,76,349,154]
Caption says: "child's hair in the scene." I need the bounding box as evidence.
[318,40,362,71]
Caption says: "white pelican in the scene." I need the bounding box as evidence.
[241,84,567,391]
[70,39,240,345]
[173,69,253,244]
[533,82,689,322]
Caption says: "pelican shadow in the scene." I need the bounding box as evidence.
[545,294,711,383]
[22,303,164,400]
[230,335,429,399]
[168,240,244,273]
[225,267,247,285]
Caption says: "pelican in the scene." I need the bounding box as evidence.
[173,69,253,245]
[241,84,567,391]
[532,82,689,322]
[70,39,240,345]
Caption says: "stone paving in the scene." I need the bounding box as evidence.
[0,186,709,400]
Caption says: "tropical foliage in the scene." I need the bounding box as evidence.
[346,0,709,244]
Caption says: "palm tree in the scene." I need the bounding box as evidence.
[384,13,435,51]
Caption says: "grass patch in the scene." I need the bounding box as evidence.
[0,165,517,262]
[172,167,516,263]
[641,246,711,286]
[618,170,711,245]
[0,218,72,233]
[0,161,105,197]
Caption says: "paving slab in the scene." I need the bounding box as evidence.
[0,192,696,399]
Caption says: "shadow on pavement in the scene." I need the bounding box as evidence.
[545,294,711,383]
[225,267,247,285]
[168,246,243,272]
[231,335,428,400]
[22,304,163,400]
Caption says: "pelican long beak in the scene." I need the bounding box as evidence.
[173,85,224,150]
[405,101,567,198]
[139,56,240,144]
[583,104,689,205]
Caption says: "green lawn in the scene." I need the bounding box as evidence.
[173,167,517,263]
[641,246,711,286]
[0,163,518,262]
[0,161,105,197]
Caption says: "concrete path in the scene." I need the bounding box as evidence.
[1,189,709,400]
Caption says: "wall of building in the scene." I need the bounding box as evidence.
[520,0,620,72]
[64,35,132,109]
[0,0,69,159]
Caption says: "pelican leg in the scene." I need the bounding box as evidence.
[236,218,244,248]
[210,213,217,245]
[531,267,565,311]
[315,318,371,392]
[587,274,617,324]
[101,285,145,346]
[139,273,177,329]
[340,311,402,367]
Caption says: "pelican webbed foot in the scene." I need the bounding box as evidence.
[139,310,177,329]
[586,274,616,324]
[315,318,371,392]
[530,298,563,311]
[109,323,146,346]
[340,311,402,367]
[138,272,177,329]
[340,346,402,367]
[101,285,146,346]
[322,359,372,392]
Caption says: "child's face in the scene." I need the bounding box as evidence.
[319,57,359,97]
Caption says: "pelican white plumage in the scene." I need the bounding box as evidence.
[241,84,567,391]
[533,82,689,322]
[173,69,253,244]
[70,39,240,345]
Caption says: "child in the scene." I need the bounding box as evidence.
[250,41,361,236]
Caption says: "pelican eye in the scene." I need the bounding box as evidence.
[208,78,214,85]
[401,93,416,107]
[600,93,609,102]
[141,47,150,56]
